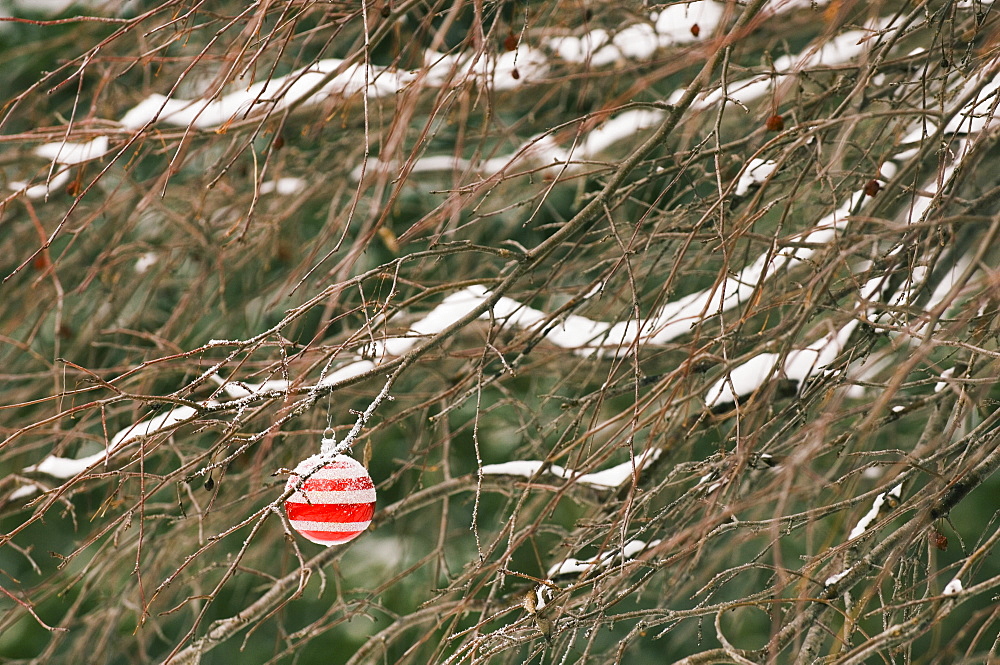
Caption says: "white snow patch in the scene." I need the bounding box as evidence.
[23,453,105,479]
[8,484,41,501]
[533,584,553,610]
[581,109,665,156]
[705,319,859,407]
[547,1,725,66]
[704,353,782,407]
[316,360,378,387]
[480,460,569,480]
[735,158,777,196]
[848,482,903,540]
[576,448,662,488]
[397,186,864,361]
[120,58,416,132]
[259,177,306,195]
[110,405,200,448]
[481,448,660,490]
[824,567,851,587]
[934,367,956,394]
[547,538,660,578]
[134,252,158,274]
[35,136,109,165]
[669,23,887,112]
[9,168,72,199]
[424,45,548,90]
[354,108,663,182]
[24,405,204,480]
[217,378,294,399]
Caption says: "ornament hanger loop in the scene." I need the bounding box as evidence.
[321,389,337,456]
[320,426,337,456]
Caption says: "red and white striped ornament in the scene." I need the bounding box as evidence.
[284,454,376,545]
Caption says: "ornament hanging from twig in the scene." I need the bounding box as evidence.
[284,453,376,545]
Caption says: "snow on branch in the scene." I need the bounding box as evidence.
[671,22,887,112]
[118,59,417,131]
[545,0,830,68]
[22,404,207,481]
[734,158,777,197]
[11,41,548,199]
[17,126,984,493]
[350,109,665,182]
[15,159,929,489]
[702,88,993,407]
[823,482,904,586]
[351,2,1000,193]
[703,322,861,407]
[848,483,903,541]
[352,4,886,183]
[547,538,660,578]
[480,448,661,491]
[8,167,72,200]
[943,578,963,596]
[33,136,110,165]
[379,193,866,363]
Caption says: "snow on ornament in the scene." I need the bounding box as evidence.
[284,454,376,545]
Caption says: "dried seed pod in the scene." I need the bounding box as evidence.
[930,528,948,551]
[864,179,881,197]
[511,68,520,80]
[765,114,784,132]
[690,24,700,37]
[504,33,518,52]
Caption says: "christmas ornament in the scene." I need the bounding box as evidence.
[284,454,376,545]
